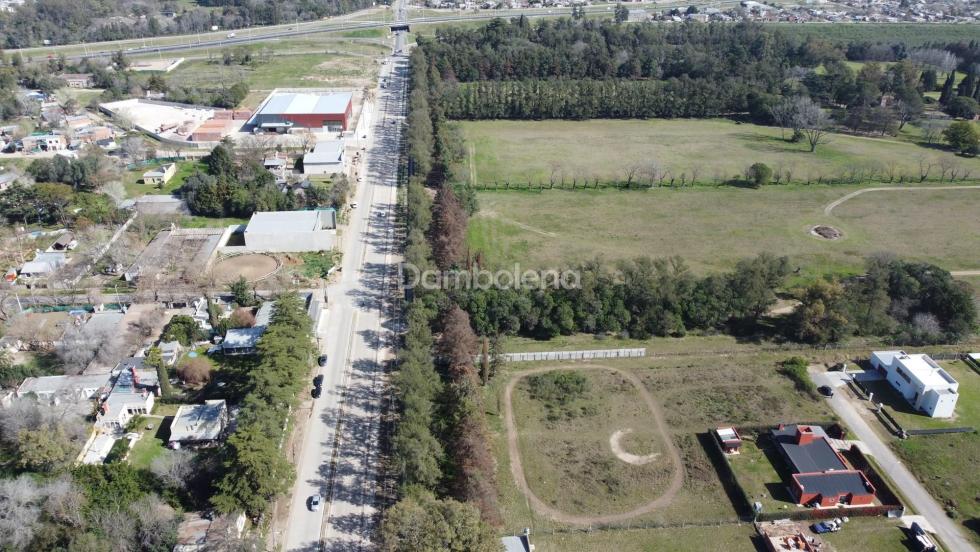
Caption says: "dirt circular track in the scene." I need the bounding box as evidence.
[503,364,684,525]
[210,254,281,284]
[809,225,842,240]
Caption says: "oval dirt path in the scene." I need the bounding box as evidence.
[503,364,684,525]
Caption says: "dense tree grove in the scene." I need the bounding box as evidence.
[182,143,295,218]
[0,0,377,48]
[211,293,314,517]
[419,18,980,149]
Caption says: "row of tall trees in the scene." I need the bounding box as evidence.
[382,47,501,551]
[211,293,315,518]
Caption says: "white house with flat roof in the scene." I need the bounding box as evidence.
[303,140,345,176]
[871,351,959,418]
[169,400,228,448]
[241,210,336,252]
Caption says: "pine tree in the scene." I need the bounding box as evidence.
[144,346,173,398]
[939,71,956,105]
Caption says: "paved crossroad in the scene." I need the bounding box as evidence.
[281,46,406,552]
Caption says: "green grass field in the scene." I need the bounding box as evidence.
[123,160,205,198]
[127,418,170,470]
[166,47,386,90]
[468,183,980,277]
[459,119,980,187]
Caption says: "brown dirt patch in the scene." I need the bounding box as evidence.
[210,253,280,284]
[810,225,842,240]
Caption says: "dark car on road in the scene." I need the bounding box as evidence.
[817,385,834,397]
[318,355,328,367]
[311,386,322,399]
[313,374,324,387]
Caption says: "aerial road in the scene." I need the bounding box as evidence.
[279,20,407,552]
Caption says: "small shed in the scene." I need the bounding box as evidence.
[714,426,742,454]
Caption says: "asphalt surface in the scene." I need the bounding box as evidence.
[279,43,406,552]
[811,369,976,552]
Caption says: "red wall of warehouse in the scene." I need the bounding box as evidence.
[281,98,353,130]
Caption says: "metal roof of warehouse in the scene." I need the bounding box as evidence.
[258,92,352,115]
[246,211,322,234]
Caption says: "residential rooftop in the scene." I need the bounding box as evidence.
[874,351,956,389]
[169,400,227,442]
[772,424,846,474]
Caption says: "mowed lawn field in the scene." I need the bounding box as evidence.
[487,356,910,550]
[460,119,980,186]
[468,184,980,276]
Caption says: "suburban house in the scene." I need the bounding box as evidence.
[237,210,337,253]
[16,374,110,402]
[501,534,534,552]
[263,155,288,182]
[49,232,77,251]
[19,251,68,281]
[60,73,94,88]
[870,351,959,418]
[168,399,229,448]
[21,134,67,151]
[142,163,177,185]
[222,302,274,355]
[714,426,742,454]
[160,340,182,366]
[95,367,158,431]
[771,424,876,507]
[302,140,345,176]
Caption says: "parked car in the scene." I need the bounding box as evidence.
[817,385,834,397]
[318,355,328,367]
[811,518,846,534]
[309,494,322,511]
[313,374,324,387]
[311,386,322,399]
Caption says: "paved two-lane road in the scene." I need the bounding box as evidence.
[281,45,406,552]
[811,369,976,552]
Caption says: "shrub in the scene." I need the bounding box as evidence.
[942,121,979,155]
[943,96,979,120]
[227,307,256,329]
[778,356,817,398]
[747,162,773,188]
[177,358,212,386]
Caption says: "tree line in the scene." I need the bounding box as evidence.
[0,0,376,48]
[381,47,501,551]
[211,292,315,518]
[420,18,980,154]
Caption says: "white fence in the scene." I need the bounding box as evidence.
[494,348,647,363]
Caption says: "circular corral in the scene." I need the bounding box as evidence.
[809,225,842,241]
[210,253,281,284]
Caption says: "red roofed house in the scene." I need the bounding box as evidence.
[772,424,876,508]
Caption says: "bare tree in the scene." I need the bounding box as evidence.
[130,494,177,552]
[121,135,147,163]
[622,164,640,187]
[150,450,194,490]
[909,48,961,73]
[91,505,138,552]
[0,476,44,550]
[0,399,42,446]
[791,97,833,153]
[921,121,946,145]
[56,321,117,375]
[768,98,796,140]
[43,477,87,528]
[237,134,276,164]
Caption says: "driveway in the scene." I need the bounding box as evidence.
[810,369,976,552]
